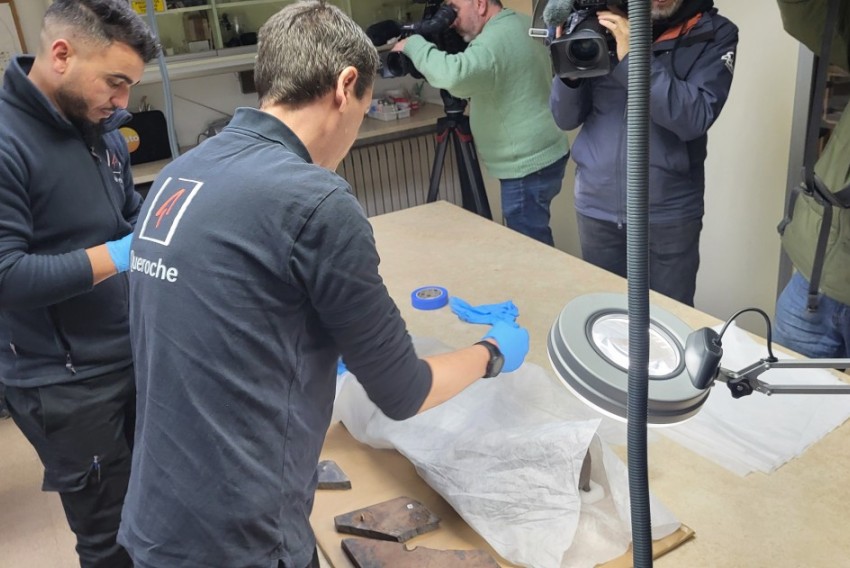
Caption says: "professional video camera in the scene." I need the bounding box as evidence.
[366,0,465,79]
[540,0,628,79]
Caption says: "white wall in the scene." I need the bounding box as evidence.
[695,0,800,327]
[11,0,49,54]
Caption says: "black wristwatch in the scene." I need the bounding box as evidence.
[475,340,505,378]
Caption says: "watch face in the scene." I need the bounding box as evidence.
[479,341,504,378]
[490,352,505,377]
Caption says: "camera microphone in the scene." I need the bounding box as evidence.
[543,0,576,27]
[366,19,403,46]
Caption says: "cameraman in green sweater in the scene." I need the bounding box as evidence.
[392,0,569,246]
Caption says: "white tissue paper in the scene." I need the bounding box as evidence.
[333,337,680,568]
[658,323,850,476]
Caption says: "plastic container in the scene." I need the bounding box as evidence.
[367,108,399,121]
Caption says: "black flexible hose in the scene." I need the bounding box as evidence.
[625,0,653,566]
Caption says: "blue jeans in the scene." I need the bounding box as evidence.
[576,213,702,306]
[499,154,568,246]
[773,271,850,358]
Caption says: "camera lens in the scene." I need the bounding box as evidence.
[386,52,412,77]
[568,39,601,68]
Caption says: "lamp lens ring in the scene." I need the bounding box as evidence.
[587,312,684,380]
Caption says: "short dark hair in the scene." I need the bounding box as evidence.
[45,0,160,63]
[255,1,378,108]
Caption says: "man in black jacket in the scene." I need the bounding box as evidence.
[0,1,158,566]
[118,3,529,567]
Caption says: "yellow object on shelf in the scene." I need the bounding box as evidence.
[131,0,166,15]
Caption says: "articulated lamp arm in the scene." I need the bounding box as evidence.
[686,326,850,398]
[715,358,850,398]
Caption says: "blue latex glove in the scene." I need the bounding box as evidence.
[450,296,519,325]
[483,320,530,373]
[105,233,133,273]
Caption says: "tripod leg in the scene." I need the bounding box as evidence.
[453,127,492,219]
[427,128,451,204]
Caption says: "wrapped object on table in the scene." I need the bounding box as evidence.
[333,337,680,568]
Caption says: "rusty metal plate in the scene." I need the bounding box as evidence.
[317,460,351,490]
[334,496,440,542]
[342,537,500,568]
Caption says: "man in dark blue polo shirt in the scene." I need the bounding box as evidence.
[118,2,529,567]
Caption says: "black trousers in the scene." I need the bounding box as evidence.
[5,367,135,568]
[576,213,703,307]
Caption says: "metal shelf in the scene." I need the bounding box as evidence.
[140,49,256,84]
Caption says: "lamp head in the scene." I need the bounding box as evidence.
[548,294,712,426]
[684,327,723,390]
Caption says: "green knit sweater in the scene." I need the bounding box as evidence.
[402,9,568,180]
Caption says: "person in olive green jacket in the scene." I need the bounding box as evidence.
[774,0,850,358]
[392,0,569,246]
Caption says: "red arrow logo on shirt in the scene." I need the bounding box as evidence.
[155,189,186,228]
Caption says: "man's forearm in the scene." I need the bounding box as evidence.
[0,249,94,309]
[418,344,491,413]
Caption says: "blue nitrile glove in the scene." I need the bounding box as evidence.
[450,296,519,325]
[105,233,132,273]
[337,358,347,375]
[483,320,530,373]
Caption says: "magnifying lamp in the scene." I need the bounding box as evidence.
[548,293,710,426]
[548,293,850,427]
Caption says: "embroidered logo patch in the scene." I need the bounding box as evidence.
[722,51,735,75]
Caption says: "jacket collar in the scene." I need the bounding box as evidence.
[655,13,703,44]
[225,107,313,164]
[652,8,717,51]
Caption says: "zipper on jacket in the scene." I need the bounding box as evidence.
[47,306,76,375]
[92,142,127,235]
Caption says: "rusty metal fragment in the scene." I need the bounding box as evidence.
[342,537,500,568]
[317,460,351,490]
[334,496,440,542]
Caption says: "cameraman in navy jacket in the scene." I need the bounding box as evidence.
[550,0,738,306]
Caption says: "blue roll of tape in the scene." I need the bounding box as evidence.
[411,286,449,310]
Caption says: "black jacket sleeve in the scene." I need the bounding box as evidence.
[289,189,432,420]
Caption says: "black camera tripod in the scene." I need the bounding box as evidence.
[426,90,492,219]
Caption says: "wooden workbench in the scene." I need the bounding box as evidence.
[311,202,850,567]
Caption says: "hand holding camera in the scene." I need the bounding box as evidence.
[596,10,630,62]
